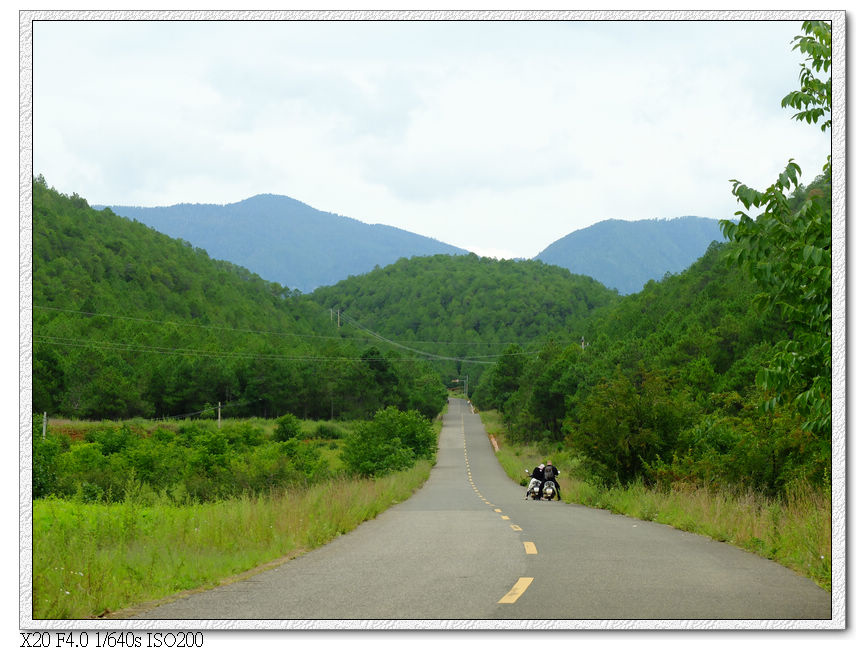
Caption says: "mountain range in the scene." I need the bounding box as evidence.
[105,195,724,294]
[104,194,467,292]
[534,216,725,294]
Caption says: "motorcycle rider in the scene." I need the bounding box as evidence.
[526,463,545,499]
[543,461,562,500]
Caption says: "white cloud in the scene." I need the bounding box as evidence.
[31,17,832,258]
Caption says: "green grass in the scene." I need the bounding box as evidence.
[481,411,831,591]
[33,410,446,619]
[33,462,433,619]
[46,416,357,440]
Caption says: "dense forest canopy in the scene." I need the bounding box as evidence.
[32,177,446,422]
[473,200,829,495]
[309,254,620,391]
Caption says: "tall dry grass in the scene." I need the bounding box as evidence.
[482,411,830,591]
[575,479,831,590]
[32,462,432,619]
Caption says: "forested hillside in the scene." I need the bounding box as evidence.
[32,178,446,421]
[105,194,468,292]
[309,254,619,391]
[535,216,724,294]
[475,165,831,497]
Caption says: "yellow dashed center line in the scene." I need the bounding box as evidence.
[498,577,533,604]
[461,403,534,606]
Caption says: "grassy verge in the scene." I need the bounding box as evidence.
[480,410,830,591]
[32,462,432,619]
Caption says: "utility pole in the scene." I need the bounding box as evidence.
[42,412,47,440]
[218,402,222,429]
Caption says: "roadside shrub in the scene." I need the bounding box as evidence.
[40,417,334,503]
[188,429,230,474]
[274,413,302,442]
[126,435,186,491]
[230,442,298,492]
[222,420,266,448]
[315,421,345,439]
[74,480,104,503]
[56,442,105,496]
[151,427,176,444]
[282,439,328,482]
[340,407,435,477]
[84,423,138,455]
[32,433,63,499]
[176,420,216,446]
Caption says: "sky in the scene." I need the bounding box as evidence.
[30,15,832,260]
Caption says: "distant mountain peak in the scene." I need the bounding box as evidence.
[107,194,468,292]
[535,216,724,294]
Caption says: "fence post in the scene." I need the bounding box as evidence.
[42,412,47,439]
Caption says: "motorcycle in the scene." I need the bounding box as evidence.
[541,479,558,501]
[524,469,542,500]
[524,468,561,501]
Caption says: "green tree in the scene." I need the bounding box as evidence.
[487,344,527,413]
[32,419,64,499]
[340,407,435,477]
[566,368,691,485]
[32,180,452,423]
[720,20,832,439]
[273,413,302,442]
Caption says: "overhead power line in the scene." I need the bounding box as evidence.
[33,304,539,349]
[33,305,346,341]
[33,305,546,365]
[337,312,540,364]
[153,397,263,421]
[33,335,419,363]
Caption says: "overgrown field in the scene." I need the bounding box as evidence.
[481,410,830,591]
[31,409,443,619]
[33,463,432,619]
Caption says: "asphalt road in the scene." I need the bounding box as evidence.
[133,397,831,622]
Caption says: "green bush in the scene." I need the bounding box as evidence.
[274,413,301,442]
[32,433,63,498]
[340,407,435,477]
[222,420,266,447]
[39,418,338,503]
[126,435,186,491]
[282,439,328,482]
[315,421,345,439]
[230,442,298,492]
[176,420,216,446]
[58,442,104,479]
[84,423,138,455]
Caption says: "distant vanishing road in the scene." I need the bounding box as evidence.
[132,398,831,622]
